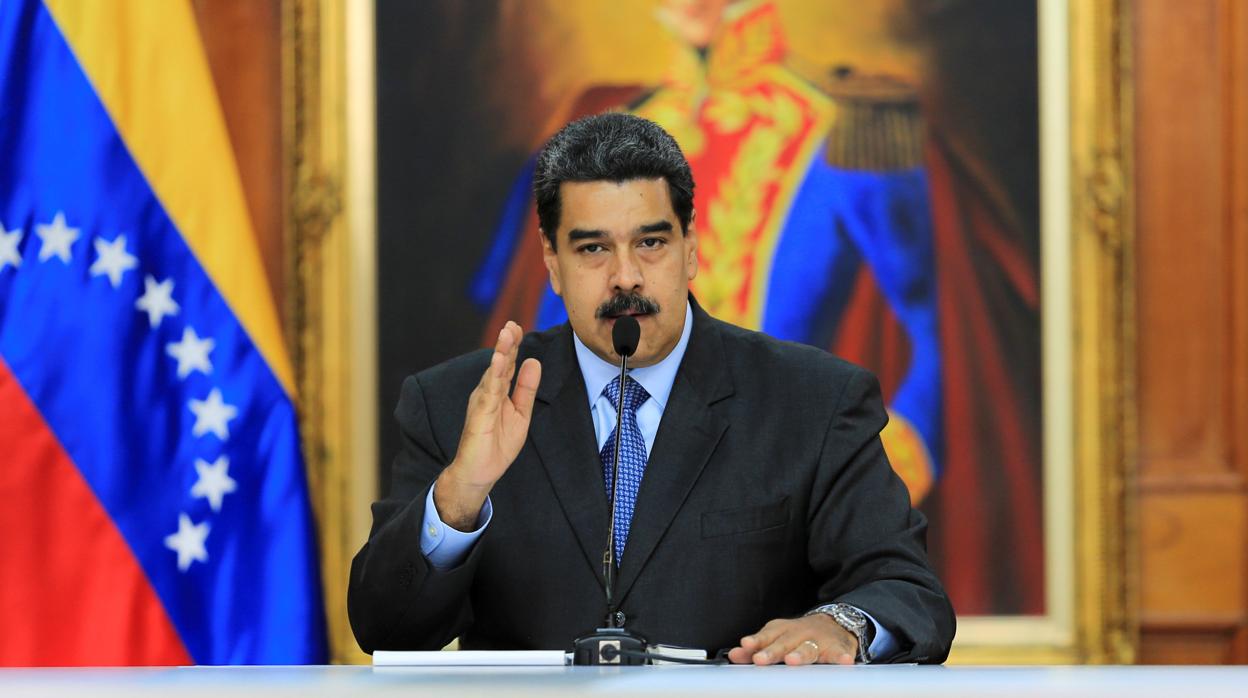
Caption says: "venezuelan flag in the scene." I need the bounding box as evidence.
[0,1,327,664]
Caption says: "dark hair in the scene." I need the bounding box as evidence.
[533,113,695,248]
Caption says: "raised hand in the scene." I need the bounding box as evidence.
[434,321,541,531]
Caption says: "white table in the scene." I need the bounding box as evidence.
[2,664,1248,698]
[2,664,1247,697]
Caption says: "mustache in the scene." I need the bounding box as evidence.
[595,293,661,319]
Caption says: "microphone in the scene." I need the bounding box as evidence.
[612,314,640,357]
[603,314,639,609]
[568,314,727,666]
[571,315,648,665]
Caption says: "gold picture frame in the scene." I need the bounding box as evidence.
[945,0,1136,663]
[282,0,376,665]
[283,0,1137,664]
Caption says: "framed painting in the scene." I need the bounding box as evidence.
[285,0,1135,663]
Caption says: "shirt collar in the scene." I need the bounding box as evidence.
[573,300,693,411]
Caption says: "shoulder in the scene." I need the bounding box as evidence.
[709,316,874,403]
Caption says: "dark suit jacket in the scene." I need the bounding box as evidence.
[348,302,955,662]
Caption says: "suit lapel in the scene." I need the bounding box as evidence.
[614,301,734,603]
[527,327,612,588]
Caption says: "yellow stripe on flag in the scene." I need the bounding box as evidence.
[43,0,295,396]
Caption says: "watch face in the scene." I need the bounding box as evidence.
[809,604,872,662]
[833,606,867,632]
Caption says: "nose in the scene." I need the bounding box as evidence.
[611,248,643,293]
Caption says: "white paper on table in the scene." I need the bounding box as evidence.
[372,650,569,667]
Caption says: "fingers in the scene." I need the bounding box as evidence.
[729,617,855,666]
[784,639,821,666]
[452,322,532,489]
[499,321,523,383]
[475,322,523,410]
[510,358,542,419]
[484,322,520,388]
[730,621,785,665]
[742,620,784,651]
[756,631,803,666]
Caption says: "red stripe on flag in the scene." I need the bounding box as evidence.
[0,358,191,666]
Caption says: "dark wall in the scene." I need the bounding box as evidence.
[376,1,526,494]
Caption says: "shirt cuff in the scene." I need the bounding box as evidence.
[420,482,492,570]
[859,609,899,663]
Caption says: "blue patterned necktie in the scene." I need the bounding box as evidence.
[600,374,650,564]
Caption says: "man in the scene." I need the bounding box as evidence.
[349,113,955,664]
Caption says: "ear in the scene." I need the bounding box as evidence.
[684,210,699,281]
[540,229,563,296]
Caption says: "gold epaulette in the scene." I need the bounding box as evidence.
[794,64,925,172]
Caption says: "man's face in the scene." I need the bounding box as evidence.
[542,178,698,368]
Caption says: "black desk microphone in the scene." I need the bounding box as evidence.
[571,315,648,665]
[569,315,727,666]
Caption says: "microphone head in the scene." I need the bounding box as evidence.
[612,315,641,358]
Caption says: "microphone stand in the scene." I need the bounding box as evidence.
[603,349,627,620]
[571,316,648,665]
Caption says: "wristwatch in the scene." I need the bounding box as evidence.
[805,603,875,663]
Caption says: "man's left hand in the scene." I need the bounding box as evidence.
[727,614,857,665]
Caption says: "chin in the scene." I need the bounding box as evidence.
[629,346,661,368]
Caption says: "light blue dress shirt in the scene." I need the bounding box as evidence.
[574,301,694,456]
[419,300,896,661]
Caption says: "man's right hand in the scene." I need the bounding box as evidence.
[434,321,541,531]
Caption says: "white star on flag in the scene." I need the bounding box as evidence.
[164,512,210,572]
[189,388,238,440]
[89,234,138,288]
[135,275,180,328]
[35,211,79,263]
[167,327,215,379]
[191,456,237,512]
[0,222,21,272]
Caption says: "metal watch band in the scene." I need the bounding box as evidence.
[805,602,874,663]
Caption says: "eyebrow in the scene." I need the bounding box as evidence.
[565,221,674,243]
[567,228,607,242]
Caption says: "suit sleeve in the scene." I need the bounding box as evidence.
[807,366,956,663]
[347,374,482,653]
